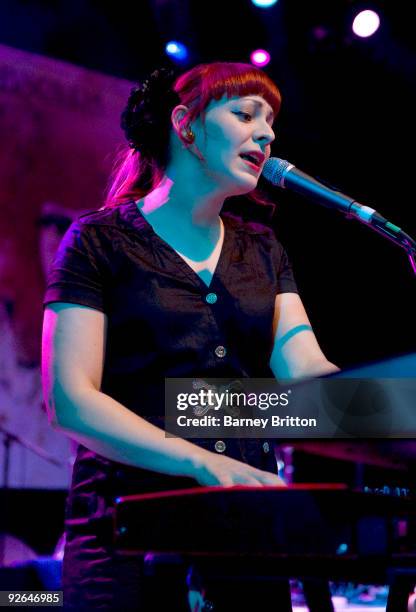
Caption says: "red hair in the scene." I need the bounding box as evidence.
[104,62,281,208]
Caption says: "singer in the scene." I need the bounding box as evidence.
[42,62,338,610]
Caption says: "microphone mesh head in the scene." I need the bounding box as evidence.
[262,157,291,186]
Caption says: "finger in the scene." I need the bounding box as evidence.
[234,473,265,486]
[257,471,286,486]
[217,474,235,487]
[243,477,264,486]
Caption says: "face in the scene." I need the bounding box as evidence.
[192,94,276,195]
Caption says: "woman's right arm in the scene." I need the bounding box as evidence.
[42,302,284,488]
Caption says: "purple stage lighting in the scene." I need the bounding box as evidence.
[165,41,188,61]
[352,10,380,38]
[250,49,271,67]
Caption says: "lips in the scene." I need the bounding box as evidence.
[239,150,266,168]
[240,158,261,174]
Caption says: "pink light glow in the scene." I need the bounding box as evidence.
[250,49,271,67]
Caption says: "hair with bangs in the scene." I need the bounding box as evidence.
[104,62,281,208]
[174,62,280,127]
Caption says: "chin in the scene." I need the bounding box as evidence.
[218,168,259,197]
[232,174,259,195]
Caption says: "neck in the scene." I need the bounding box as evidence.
[139,157,228,230]
[137,173,225,260]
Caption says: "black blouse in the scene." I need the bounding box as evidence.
[43,200,298,519]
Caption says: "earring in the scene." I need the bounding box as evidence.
[182,128,195,144]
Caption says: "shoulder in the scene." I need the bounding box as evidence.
[75,201,146,233]
[221,211,275,238]
[77,206,121,226]
[221,211,284,258]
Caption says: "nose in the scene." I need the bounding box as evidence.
[254,121,275,147]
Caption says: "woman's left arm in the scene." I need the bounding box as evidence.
[270,292,340,380]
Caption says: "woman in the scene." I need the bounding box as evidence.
[42,62,338,610]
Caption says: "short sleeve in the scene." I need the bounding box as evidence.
[43,220,106,312]
[274,240,298,295]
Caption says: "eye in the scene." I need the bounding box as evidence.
[233,111,253,122]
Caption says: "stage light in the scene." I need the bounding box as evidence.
[250,49,271,67]
[251,0,278,7]
[165,41,188,61]
[352,10,380,38]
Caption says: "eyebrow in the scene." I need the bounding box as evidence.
[242,98,275,122]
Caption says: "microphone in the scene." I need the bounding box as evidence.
[262,157,416,255]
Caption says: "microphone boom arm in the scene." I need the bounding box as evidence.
[268,159,416,276]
